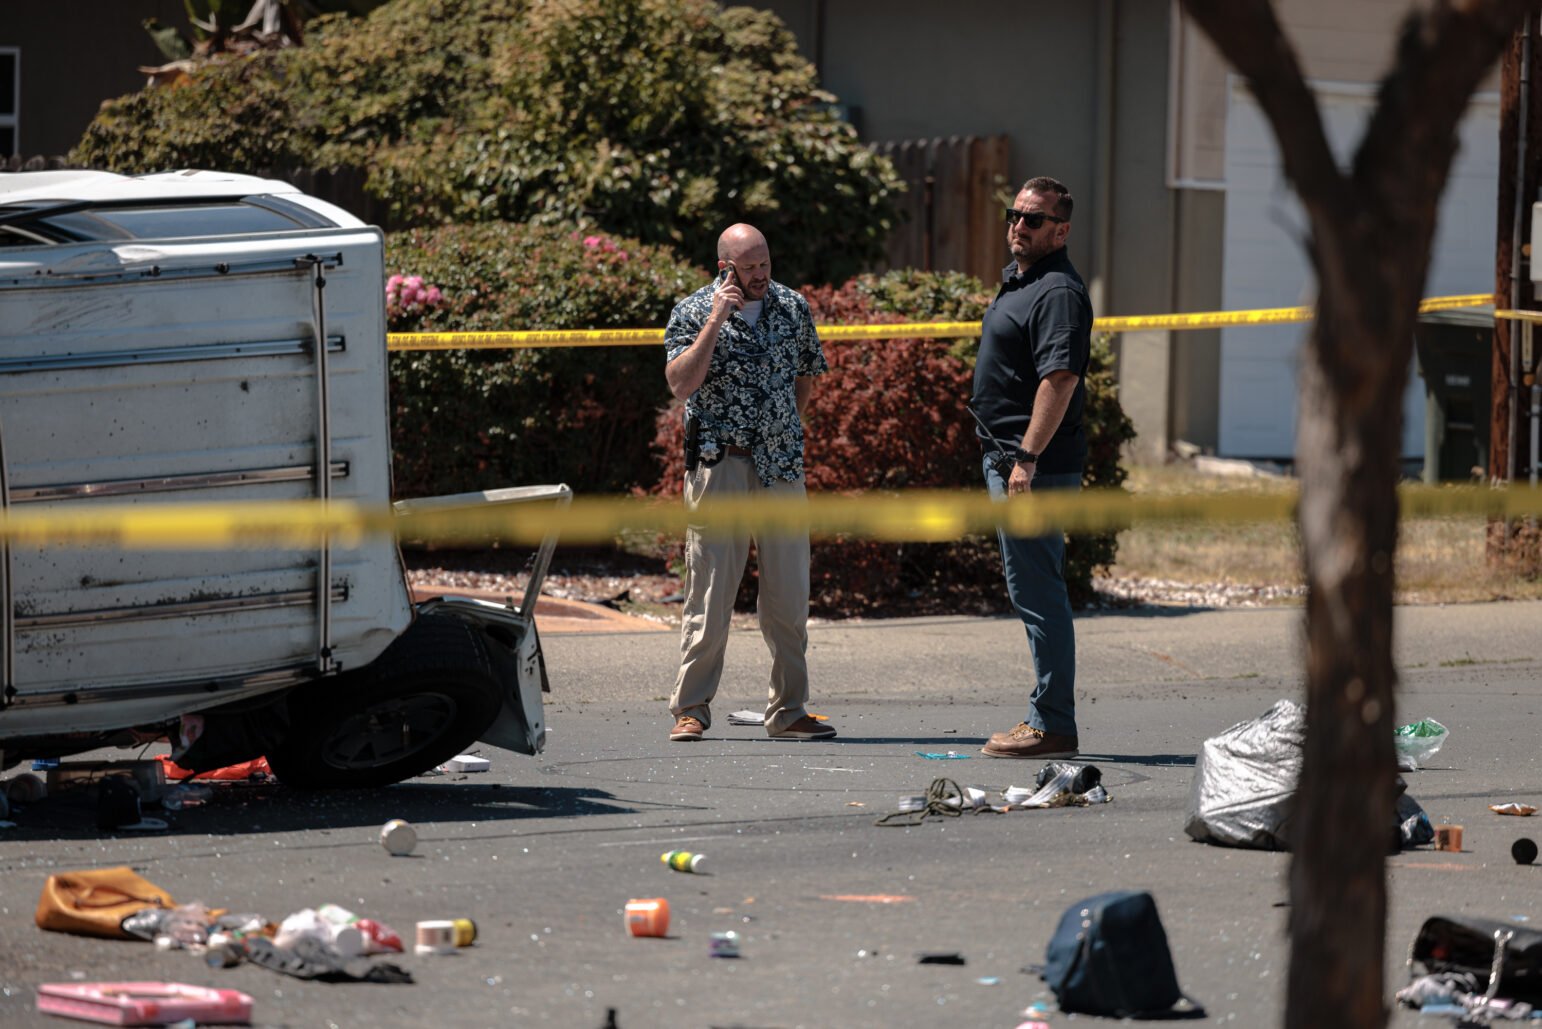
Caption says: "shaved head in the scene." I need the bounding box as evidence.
[715,223,772,301]
[717,223,767,263]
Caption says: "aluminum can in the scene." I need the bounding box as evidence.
[380,818,417,856]
[414,919,457,956]
[708,930,741,958]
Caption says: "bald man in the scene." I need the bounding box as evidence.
[661,224,836,743]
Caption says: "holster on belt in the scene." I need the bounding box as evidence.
[684,413,701,474]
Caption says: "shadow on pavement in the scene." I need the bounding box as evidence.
[1080,752,1198,767]
[1,781,642,841]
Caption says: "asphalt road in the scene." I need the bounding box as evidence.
[1,601,1539,1028]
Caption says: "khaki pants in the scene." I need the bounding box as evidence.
[669,456,811,735]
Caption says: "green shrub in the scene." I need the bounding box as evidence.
[74,0,901,287]
[651,269,1136,614]
[385,222,703,498]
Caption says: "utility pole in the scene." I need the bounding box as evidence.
[1492,11,1542,566]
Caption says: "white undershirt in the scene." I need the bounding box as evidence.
[739,299,764,328]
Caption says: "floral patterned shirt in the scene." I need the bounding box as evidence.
[664,275,827,486]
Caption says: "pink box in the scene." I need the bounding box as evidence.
[36,981,252,1026]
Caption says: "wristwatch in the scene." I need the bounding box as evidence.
[1012,447,1038,465]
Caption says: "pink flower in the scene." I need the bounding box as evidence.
[386,274,403,290]
[583,235,602,248]
[424,286,442,306]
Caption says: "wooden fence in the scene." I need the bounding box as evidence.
[872,134,1011,285]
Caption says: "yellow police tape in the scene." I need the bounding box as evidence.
[5,483,1540,549]
[386,293,1493,352]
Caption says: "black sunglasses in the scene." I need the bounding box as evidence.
[1004,208,1067,229]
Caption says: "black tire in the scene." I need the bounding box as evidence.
[268,614,504,789]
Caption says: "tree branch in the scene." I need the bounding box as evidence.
[1355,1,1532,223]
[1179,0,1351,227]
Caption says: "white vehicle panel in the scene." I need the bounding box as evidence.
[0,227,411,701]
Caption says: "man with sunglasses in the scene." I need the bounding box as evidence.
[660,223,836,744]
[970,176,1092,759]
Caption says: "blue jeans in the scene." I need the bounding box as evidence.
[982,455,1080,737]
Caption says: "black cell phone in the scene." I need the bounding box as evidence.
[722,261,743,309]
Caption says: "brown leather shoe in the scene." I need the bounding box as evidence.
[989,721,1036,745]
[768,714,838,740]
[981,723,1078,759]
[669,715,705,741]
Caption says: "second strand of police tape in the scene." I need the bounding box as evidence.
[6,486,1541,549]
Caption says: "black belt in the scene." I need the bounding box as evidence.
[723,445,752,458]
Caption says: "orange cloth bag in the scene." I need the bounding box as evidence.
[35,866,174,938]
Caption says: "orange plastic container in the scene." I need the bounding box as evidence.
[624,898,670,938]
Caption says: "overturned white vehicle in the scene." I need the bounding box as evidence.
[0,169,565,787]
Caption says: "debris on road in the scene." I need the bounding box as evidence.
[380,819,417,856]
[1042,890,1203,1018]
[1403,913,1542,1019]
[36,981,254,1026]
[36,864,415,987]
[917,952,965,965]
[1185,699,1303,849]
[1492,802,1538,816]
[156,755,275,783]
[1395,717,1450,771]
[37,867,176,940]
[1434,824,1465,852]
[96,778,167,833]
[1007,762,1110,808]
[708,930,741,958]
[623,898,670,938]
[1513,838,1538,865]
[413,920,458,956]
[662,850,707,873]
[1189,701,1438,851]
[5,773,46,804]
[914,751,970,760]
[438,754,490,773]
[726,710,765,725]
[875,778,996,826]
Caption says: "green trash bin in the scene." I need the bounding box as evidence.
[1414,307,1492,483]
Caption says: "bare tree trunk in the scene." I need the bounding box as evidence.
[1291,282,1408,1029]
[1178,3,1529,1027]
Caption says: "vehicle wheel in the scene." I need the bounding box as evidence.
[268,614,503,788]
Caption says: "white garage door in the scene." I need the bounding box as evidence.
[1219,79,1498,460]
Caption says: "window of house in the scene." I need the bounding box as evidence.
[0,48,18,157]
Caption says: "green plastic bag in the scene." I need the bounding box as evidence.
[1394,718,1449,770]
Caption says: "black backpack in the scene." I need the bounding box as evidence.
[1042,890,1204,1019]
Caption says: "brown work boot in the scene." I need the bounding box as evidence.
[981,723,1078,759]
[669,715,705,742]
[768,714,838,740]
[989,721,1036,745]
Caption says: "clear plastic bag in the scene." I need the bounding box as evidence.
[1394,718,1450,771]
[1011,764,1108,808]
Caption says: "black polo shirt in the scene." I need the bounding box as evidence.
[970,247,1092,476]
